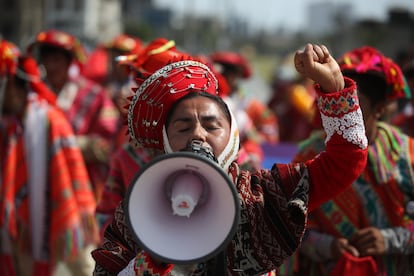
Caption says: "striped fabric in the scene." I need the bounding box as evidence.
[290,122,414,275]
[0,99,98,274]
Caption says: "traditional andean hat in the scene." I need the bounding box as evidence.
[1,38,56,105]
[28,29,87,64]
[127,59,240,170]
[210,51,252,79]
[338,46,411,100]
[104,34,144,56]
[0,39,20,76]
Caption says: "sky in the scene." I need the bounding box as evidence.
[153,0,414,32]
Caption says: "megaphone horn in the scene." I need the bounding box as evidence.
[125,151,240,265]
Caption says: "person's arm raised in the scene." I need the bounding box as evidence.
[294,44,368,210]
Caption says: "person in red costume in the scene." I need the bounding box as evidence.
[0,39,98,276]
[95,38,192,239]
[91,43,368,275]
[86,34,145,152]
[289,46,414,276]
[83,34,143,86]
[27,30,119,201]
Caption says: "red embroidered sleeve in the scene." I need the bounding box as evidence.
[306,77,368,210]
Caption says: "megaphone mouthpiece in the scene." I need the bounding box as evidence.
[170,172,204,218]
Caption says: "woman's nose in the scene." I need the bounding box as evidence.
[191,124,207,142]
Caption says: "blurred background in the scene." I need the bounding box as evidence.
[1,0,413,82]
[2,0,413,160]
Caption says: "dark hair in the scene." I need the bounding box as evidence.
[39,44,73,62]
[13,59,29,90]
[404,63,414,79]
[165,91,231,128]
[344,72,388,107]
[13,74,27,90]
[219,63,244,77]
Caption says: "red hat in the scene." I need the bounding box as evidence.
[210,51,252,79]
[338,46,411,100]
[135,39,190,77]
[0,39,20,76]
[104,34,144,56]
[117,38,192,85]
[195,54,231,98]
[0,38,57,105]
[28,30,87,64]
[127,60,218,151]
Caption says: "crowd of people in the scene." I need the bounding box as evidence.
[0,28,413,276]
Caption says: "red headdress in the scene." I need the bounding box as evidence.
[116,38,192,85]
[338,46,411,100]
[104,34,144,56]
[210,51,252,79]
[27,29,87,64]
[0,38,56,105]
[84,34,144,83]
[196,54,231,98]
[0,39,20,76]
[128,59,218,150]
[127,59,240,170]
[134,39,191,81]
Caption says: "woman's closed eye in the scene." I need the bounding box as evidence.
[176,124,219,133]
[178,126,192,133]
[204,123,221,131]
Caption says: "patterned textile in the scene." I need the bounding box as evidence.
[92,161,310,276]
[0,97,98,274]
[91,79,368,275]
[57,75,119,200]
[59,76,118,138]
[294,122,414,275]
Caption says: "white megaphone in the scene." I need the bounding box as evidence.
[124,151,240,265]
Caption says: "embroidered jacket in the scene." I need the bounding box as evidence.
[91,78,368,275]
[296,122,414,275]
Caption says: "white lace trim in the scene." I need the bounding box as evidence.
[117,258,136,276]
[321,108,367,149]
